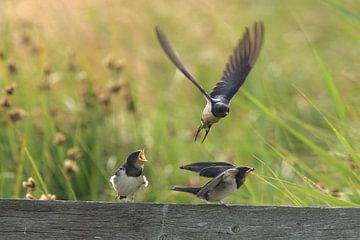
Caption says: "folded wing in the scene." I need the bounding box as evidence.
[196,170,227,198]
[196,168,238,198]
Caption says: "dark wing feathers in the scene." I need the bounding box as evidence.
[199,166,234,178]
[180,162,235,173]
[210,21,264,101]
[155,27,212,101]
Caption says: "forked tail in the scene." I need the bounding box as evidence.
[194,122,212,144]
[171,186,201,195]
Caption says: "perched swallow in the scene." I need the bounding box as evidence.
[110,149,149,200]
[172,162,254,204]
[156,22,264,143]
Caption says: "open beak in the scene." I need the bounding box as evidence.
[138,149,148,162]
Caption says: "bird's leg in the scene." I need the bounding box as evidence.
[194,122,203,142]
[201,124,212,144]
[220,200,230,208]
[126,195,135,203]
[117,195,127,201]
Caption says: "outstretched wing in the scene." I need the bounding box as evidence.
[210,21,264,101]
[180,162,235,173]
[155,27,212,101]
[199,166,234,178]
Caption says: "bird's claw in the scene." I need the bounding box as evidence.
[220,200,230,208]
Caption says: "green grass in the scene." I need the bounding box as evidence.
[0,0,359,206]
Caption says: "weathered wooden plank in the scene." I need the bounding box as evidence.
[0,199,359,240]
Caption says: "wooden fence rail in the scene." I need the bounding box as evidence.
[0,199,359,239]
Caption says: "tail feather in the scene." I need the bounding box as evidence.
[171,186,201,195]
[194,122,203,142]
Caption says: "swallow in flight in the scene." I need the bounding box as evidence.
[156,21,264,143]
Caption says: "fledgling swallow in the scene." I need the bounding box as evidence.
[172,162,254,204]
[156,22,264,143]
[110,149,149,200]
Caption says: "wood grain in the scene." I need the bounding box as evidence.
[0,199,359,239]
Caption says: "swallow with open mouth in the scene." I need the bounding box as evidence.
[156,21,264,143]
[110,149,149,200]
[172,162,254,204]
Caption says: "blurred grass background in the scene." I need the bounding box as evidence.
[0,0,359,205]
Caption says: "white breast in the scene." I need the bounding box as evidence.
[110,168,148,197]
[201,100,220,125]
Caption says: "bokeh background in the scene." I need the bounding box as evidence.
[0,0,359,205]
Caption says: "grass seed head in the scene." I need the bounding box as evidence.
[349,161,358,170]
[21,34,32,46]
[22,177,36,192]
[43,66,53,76]
[0,98,11,108]
[96,91,111,106]
[5,84,16,95]
[25,193,35,200]
[39,72,61,91]
[54,132,66,145]
[103,55,115,70]
[103,55,124,73]
[113,59,124,73]
[107,81,123,94]
[64,159,80,174]
[40,193,56,201]
[9,108,27,122]
[330,188,345,198]
[7,63,18,75]
[67,147,82,160]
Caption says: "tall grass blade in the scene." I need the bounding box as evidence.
[24,147,49,195]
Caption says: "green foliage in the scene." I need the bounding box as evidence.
[0,0,359,206]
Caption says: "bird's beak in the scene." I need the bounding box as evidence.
[247,167,255,173]
[246,167,255,176]
[138,150,148,162]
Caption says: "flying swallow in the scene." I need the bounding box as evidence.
[156,21,264,143]
[172,161,254,204]
[110,149,149,200]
